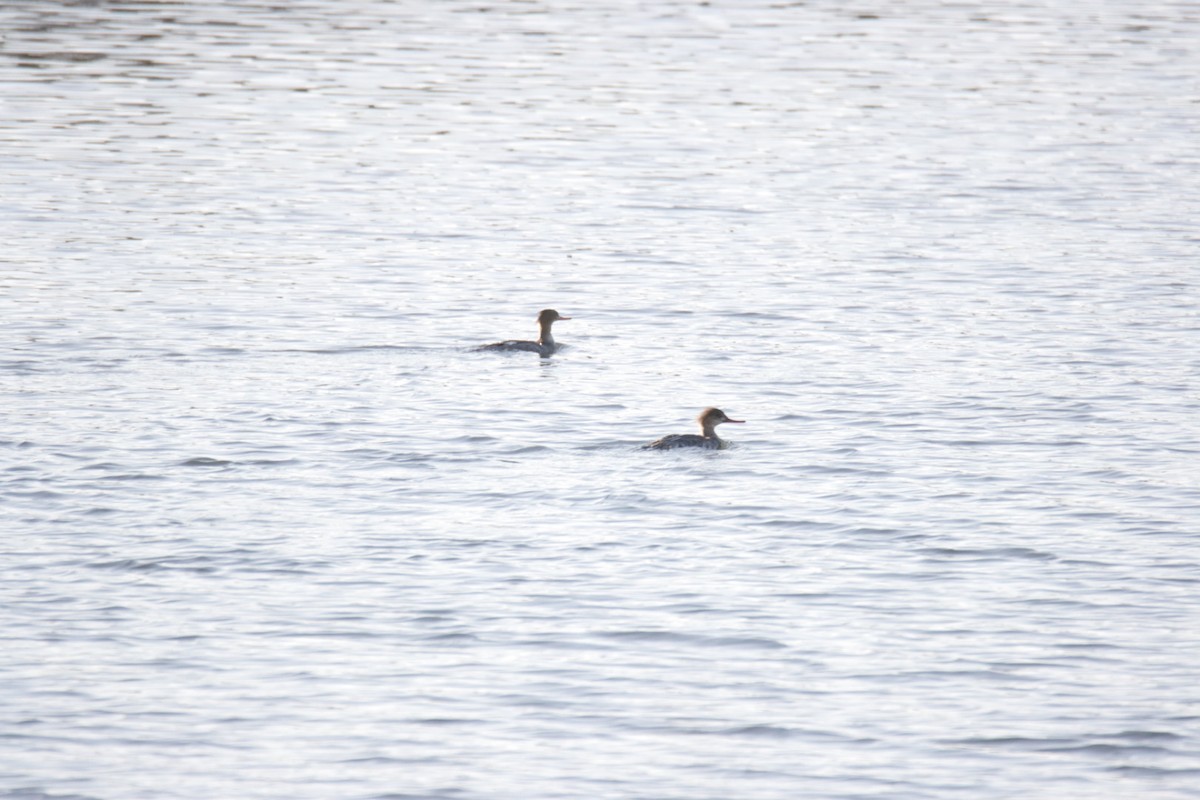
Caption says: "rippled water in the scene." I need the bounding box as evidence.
[3,1,1200,798]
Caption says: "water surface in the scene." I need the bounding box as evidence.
[3,2,1199,798]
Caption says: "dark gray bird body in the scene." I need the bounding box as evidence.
[643,407,744,451]
[477,309,571,357]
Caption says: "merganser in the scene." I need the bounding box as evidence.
[477,309,571,357]
[643,407,745,450]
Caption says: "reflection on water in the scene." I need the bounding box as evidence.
[3,2,1199,799]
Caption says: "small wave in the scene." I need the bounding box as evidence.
[951,731,1182,757]
[718,724,801,739]
[274,344,436,355]
[918,546,1056,562]
[513,637,612,651]
[1057,642,1121,651]
[949,735,1075,748]
[728,311,796,321]
[1108,766,1200,777]
[760,519,839,531]
[338,757,446,767]
[577,441,643,452]
[7,490,65,500]
[716,724,872,743]
[617,202,765,215]
[1041,742,1171,756]
[421,632,480,643]
[81,507,119,516]
[179,457,234,467]
[850,526,902,536]
[883,669,1033,683]
[446,434,497,444]
[0,360,44,373]
[1108,730,1183,741]
[597,630,786,650]
[0,788,104,800]
[772,591,839,601]
[89,557,217,574]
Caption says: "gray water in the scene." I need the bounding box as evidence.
[3,2,1200,798]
